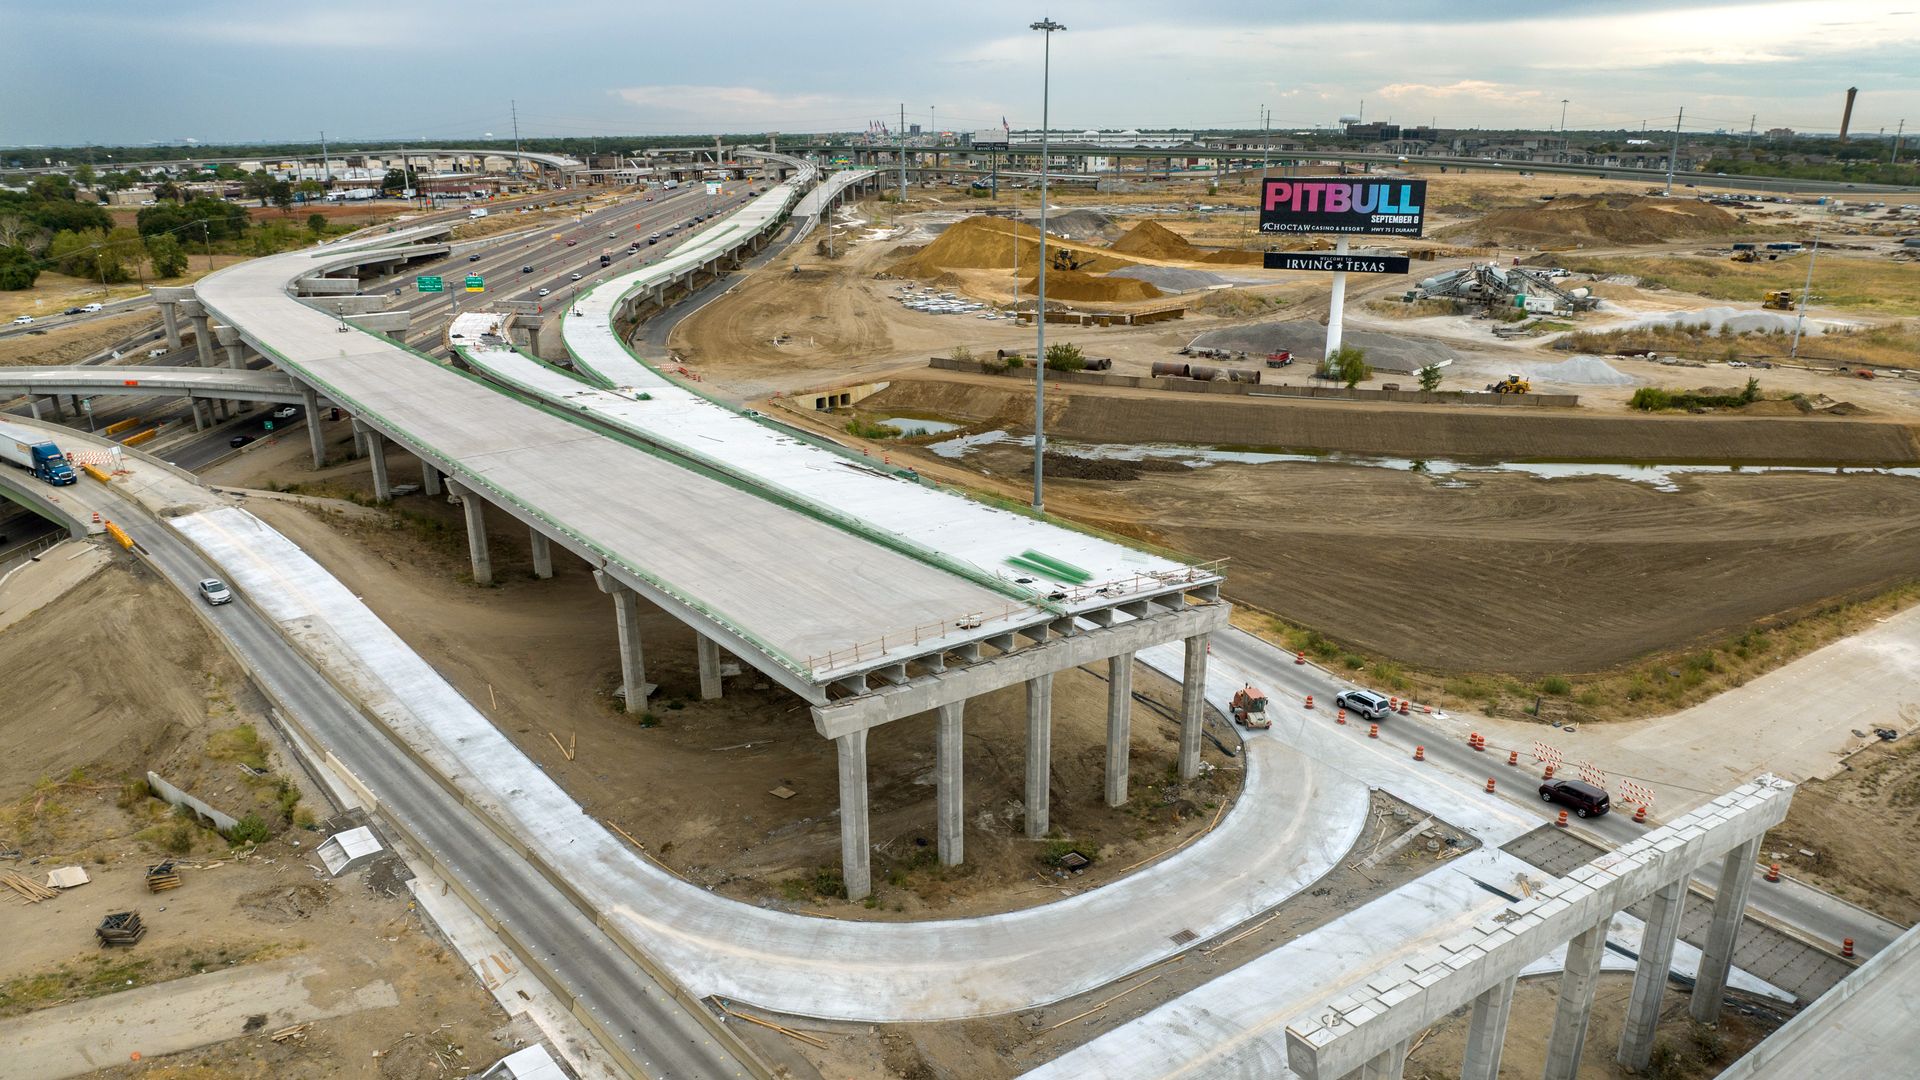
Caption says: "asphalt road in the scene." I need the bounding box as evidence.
[90,483,757,1079]
[1206,630,1908,958]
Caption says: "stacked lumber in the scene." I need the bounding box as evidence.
[145,861,182,893]
[2,870,58,902]
[96,910,147,946]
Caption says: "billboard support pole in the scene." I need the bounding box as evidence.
[1324,235,1350,363]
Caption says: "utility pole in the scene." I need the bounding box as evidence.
[1260,105,1271,190]
[511,100,523,181]
[1560,99,1569,131]
[1030,15,1065,512]
[897,103,907,203]
[1790,226,1821,360]
[1746,114,1757,151]
[1663,107,1684,196]
[1893,119,1906,165]
[319,130,330,184]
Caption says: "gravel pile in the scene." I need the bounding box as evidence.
[1525,356,1638,386]
[1191,321,1458,373]
[1109,266,1233,292]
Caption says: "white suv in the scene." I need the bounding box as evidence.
[1335,689,1392,720]
[10,315,32,326]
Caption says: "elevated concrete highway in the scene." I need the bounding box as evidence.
[790,168,878,241]
[0,366,309,407]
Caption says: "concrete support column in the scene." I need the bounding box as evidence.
[1024,673,1053,838]
[447,480,493,586]
[1106,652,1133,807]
[355,420,390,501]
[28,398,43,421]
[189,397,206,432]
[300,386,324,469]
[936,701,965,866]
[69,395,81,416]
[1461,976,1517,1080]
[1178,634,1209,780]
[224,342,246,370]
[696,633,722,699]
[594,571,652,710]
[352,423,368,459]
[421,464,442,496]
[159,302,181,350]
[836,730,871,901]
[529,529,553,580]
[1618,879,1687,1071]
[1360,1040,1409,1080]
[1691,838,1761,1024]
[1544,917,1610,1080]
[188,314,214,366]
[49,396,66,419]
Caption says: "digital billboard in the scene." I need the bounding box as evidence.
[1260,179,1426,238]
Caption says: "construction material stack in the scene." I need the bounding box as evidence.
[96,910,147,947]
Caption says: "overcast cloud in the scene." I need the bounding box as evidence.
[3,0,1915,146]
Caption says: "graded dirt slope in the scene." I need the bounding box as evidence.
[890,216,1136,278]
[1019,269,1163,303]
[1437,194,1746,248]
[1109,220,1204,260]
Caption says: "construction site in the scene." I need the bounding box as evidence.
[3,106,1919,1080]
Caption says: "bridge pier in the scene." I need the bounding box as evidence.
[353,420,390,501]
[421,464,442,496]
[188,314,215,367]
[1618,878,1687,1070]
[300,386,324,468]
[1692,838,1761,1024]
[445,479,492,585]
[696,633,722,699]
[1543,917,1610,1080]
[594,571,654,710]
[936,701,965,866]
[836,729,872,901]
[529,529,553,579]
[1106,651,1133,807]
[189,397,207,432]
[1024,672,1053,838]
[1460,976,1517,1080]
[1178,633,1209,779]
[159,301,182,351]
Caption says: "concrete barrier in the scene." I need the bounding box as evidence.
[926,357,1579,407]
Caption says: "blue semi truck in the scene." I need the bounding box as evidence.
[0,421,79,486]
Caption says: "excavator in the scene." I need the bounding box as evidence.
[1486,373,1532,394]
[1231,686,1271,729]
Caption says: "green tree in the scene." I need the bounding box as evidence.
[99,227,144,283]
[1417,363,1443,392]
[152,179,182,203]
[0,213,47,254]
[380,168,407,194]
[1044,341,1086,371]
[296,179,324,201]
[102,171,136,192]
[270,180,295,213]
[306,212,327,236]
[145,232,189,278]
[28,175,75,201]
[47,228,104,277]
[0,246,40,290]
[1325,345,1370,388]
[213,163,246,181]
[74,163,98,190]
[243,170,274,206]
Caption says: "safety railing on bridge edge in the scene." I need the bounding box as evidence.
[805,559,1232,679]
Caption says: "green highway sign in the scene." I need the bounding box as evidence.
[416,275,443,292]
[464,275,485,293]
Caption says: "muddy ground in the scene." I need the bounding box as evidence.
[203,429,1244,918]
[0,553,509,1076]
[1764,732,1920,925]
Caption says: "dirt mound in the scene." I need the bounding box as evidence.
[1019,270,1163,303]
[1438,195,1745,248]
[239,881,334,923]
[1200,248,1267,266]
[1027,452,1189,482]
[1110,220,1204,260]
[889,216,1132,278]
[1047,208,1123,243]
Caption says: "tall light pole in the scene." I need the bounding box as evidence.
[1663,107,1685,196]
[1559,99,1569,132]
[1030,15,1065,512]
[1790,225,1821,361]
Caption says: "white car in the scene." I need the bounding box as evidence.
[10,315,31,326]
[81,302,103,313]
[198,578,233,605]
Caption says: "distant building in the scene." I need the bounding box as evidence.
[1767,127,1796,140]
[1008,129,1194,149]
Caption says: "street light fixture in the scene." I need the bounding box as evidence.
[1029,15,1065,512]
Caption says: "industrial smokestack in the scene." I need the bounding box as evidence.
[1839,87,1858,142]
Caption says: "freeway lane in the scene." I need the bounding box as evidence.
[91,482,756,1078]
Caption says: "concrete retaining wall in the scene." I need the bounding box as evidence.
[874,376,1920,466]
[927,357,1580,407]
[146,770,241,832]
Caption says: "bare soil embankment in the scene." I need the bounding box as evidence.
[868,376,1920,465]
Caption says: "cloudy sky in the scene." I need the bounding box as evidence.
[5,0,1916,147]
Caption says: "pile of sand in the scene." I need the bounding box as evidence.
[1111,220,1204,259]
[1019,270,1163,303]
[1438,195,1744,248]
[1110,220,1267,266]
[890,216,1133,278]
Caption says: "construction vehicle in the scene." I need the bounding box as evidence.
[1485,374,1532,395]
[1231,686,1271,729]
[1265,350,1294,368]
[1730,249,1757,263]
[1762,290,1794,310]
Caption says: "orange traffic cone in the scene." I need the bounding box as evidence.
[1304,695,1314,710]
[1633,805,1648,824]
[1413,745,1425,761]
[1485,777,1497,793]
[1368,724,1379,739]
[1556,810,1569,828]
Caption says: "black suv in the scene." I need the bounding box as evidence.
[1540,779,1610,817]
